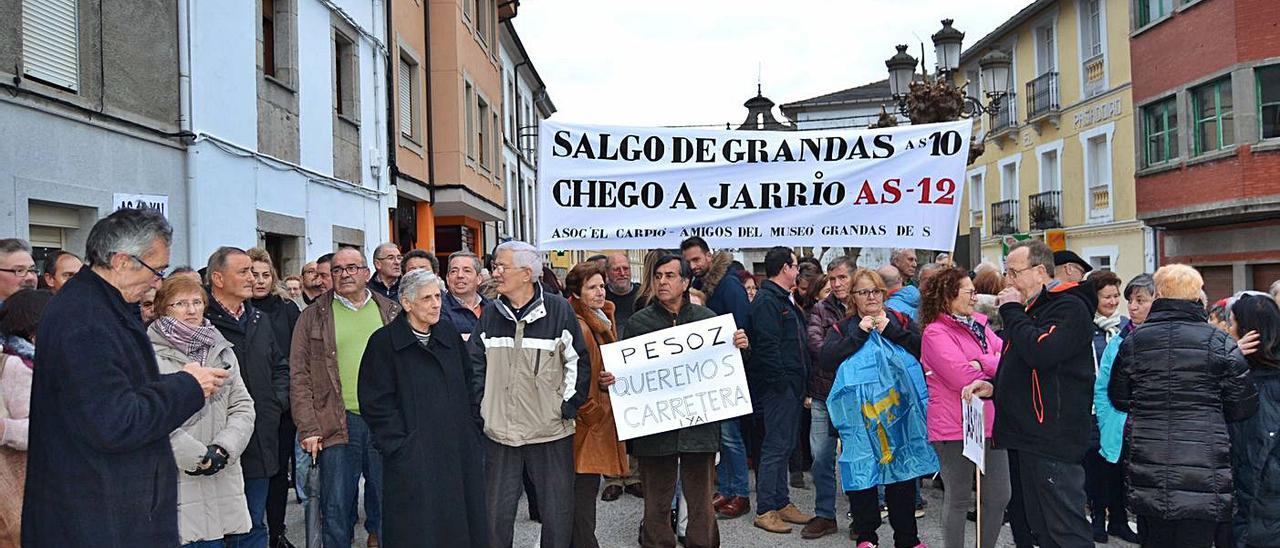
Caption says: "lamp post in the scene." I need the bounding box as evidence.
[882,19,1013,163]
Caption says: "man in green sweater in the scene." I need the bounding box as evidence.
[290,247,400,548]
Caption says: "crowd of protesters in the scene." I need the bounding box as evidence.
[1,208,1279,548]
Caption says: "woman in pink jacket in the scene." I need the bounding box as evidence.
[919,267,1011,548]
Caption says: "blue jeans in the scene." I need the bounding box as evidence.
[715,418,750,498]
[756,385,802,514]
[184,541,226,548]
[809,400,837,520]
[294,437,311,502]
[317,412,383,547]
[226,478,269,548]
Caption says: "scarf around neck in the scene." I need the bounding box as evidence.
[950,313,988,352]
[3,335,35,369]
[156,316,221,366]
[1094,311,1123,342]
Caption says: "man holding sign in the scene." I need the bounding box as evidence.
[600,254,748,548]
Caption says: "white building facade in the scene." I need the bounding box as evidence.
[499,21,555,248]
[183,0,392,272]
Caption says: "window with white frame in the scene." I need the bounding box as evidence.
[1039,147,1061,192]
[1081,123,1115,222]
[22,0,80,91]
[1083,0,1103,58]
[1083,245,1118,272]
[1035,23,1056,75]
[477,95,490,170]
[465,81,475,160]
[398,51,421,142]
[492,110,501,181]
[968,169,986,235]
[1000,160,1018,200]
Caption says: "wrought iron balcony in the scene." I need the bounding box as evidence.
[1028,190,1062,230]
[991,199,1019,235]
[1026,72,1061,120]
[990,91,1017,133]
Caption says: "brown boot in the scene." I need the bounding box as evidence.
[753,511,793,534]
[777,503,815,525]
[717,496,750,519]
[800,517,838,539]
[367,532,380,548]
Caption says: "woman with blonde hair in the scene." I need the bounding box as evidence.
[1109,264,1256,547]
[149,276,257,547]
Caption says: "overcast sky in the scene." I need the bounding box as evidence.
[516,0,1033,127]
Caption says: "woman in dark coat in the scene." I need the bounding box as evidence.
[1109,264,1257,548]
[357,269,487,547]
[1228,294,1280,548]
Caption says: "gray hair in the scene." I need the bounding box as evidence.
[1124,273,1155,300]
[1008,240,1054,273]
[372,242,398,260]
[827,255,857,274]
[1270,279,1280,299]
[495,240,542,273]
[0,238,33,257]
[974,261,1000,275]
[399,269,443,302]
[448,250,483,273]
[891,248,915,260]
[206,246,248,276]
[876,265,902,288]
[85,208,173,267]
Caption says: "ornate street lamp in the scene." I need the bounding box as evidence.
[931,18,964,78]
[977,50,1012,113]
[885,45,918,100]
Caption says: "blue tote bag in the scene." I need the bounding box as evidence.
[826,332,938,492]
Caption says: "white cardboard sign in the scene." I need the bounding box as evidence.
[962,396,986,474]
[601,314,752,441]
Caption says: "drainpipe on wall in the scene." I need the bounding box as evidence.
[177,0,200,265]
[422,0,435,206]
[384,0,401,243]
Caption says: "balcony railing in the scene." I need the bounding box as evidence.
[991,91,1017,133]
[1083,54,1106,98]
[1026,72,1061,120]
[1088,184,1111,221]
[991,199,1019,235]
[1028,190,1062,230]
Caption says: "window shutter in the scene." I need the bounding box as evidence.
[22,0,80,91]
[399,58,413,136]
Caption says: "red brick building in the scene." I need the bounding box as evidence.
[1131,0,1280,300]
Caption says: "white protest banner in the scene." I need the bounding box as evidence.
[962,396,986,474]
[536,119,970,250]
[114,193,169,218]
[600,314,751,441]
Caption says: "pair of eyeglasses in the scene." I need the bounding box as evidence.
[331,264,368,276]
[376,255,403,262]
[1004,265,1033,278]
[168,299,206,310]
[851,289,885,297]
[0,267,37,277]
[959,288,978,296]
[131,255,170,279]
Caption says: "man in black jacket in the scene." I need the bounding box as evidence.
[206,246,290,547]
[746,246,814,534]
[989,239,1096,548]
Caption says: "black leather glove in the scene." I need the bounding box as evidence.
[185,445,230,476]
[560,400,579,420]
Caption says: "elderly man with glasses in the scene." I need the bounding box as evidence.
[23,208,229,546]
[290,247,401,548]
[467,240,591,548]
[368,243,402,302]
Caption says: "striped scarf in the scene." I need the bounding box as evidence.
[951,313,988,352]
[156,316,221,366]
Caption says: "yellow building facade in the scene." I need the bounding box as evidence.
[955,0,1151,282]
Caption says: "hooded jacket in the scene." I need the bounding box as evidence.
[992,281,1098,462]
[1109,298,1256,521]
[695,251,750,329]
[467,282,591,447]
[885,285,920,321]
[921,313,1002,441]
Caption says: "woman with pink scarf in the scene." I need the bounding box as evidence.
[0,289,53,547]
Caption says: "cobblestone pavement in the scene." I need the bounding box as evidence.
[285,474,1139,547]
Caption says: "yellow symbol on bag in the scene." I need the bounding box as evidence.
[861,388,900,464]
